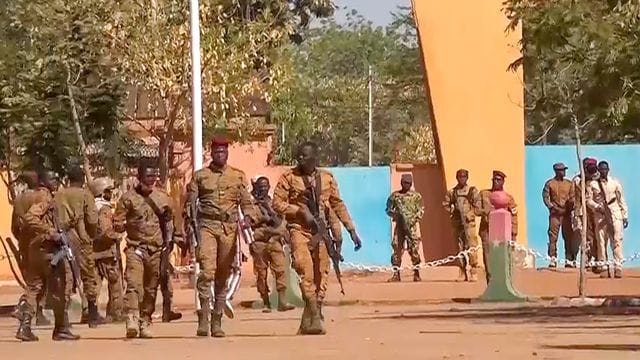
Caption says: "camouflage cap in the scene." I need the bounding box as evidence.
[492,170,506,179]
[552,162,568,170]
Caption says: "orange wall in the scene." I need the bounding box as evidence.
[412,0,527,245]
[0,175,16,280]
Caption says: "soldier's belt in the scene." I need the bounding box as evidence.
[199,212,238,222]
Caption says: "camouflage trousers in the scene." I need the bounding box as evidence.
[95,257,124,317]
[24,242,73,316]
[70,238,99,302]
[250,238,287,298]
[124,247,161,321]
[290,229,330,302]
[195,223,236,312]
[452,220,479,269]
[391,224,422,267]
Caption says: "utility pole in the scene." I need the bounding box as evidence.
[368,65,373,167]
[189,0,203,311]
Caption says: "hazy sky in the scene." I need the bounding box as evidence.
[334,0,410,25]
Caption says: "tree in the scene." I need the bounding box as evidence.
[106,0,335,184]
[0,0,127,185]
[271,7,435,166]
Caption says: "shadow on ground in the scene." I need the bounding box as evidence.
[352,305,640,325]
[543,344,640,352]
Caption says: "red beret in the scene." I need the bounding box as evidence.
[211,136,229,148]
[492,170,506,179]
[583,158,597,166]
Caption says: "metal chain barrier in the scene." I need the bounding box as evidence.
[170,242,640,275]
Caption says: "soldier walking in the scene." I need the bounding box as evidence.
[186,136,260,338]
[443,169,481,282]
[55,166,102,328]
[586,161,629,278]
[11,171,52,326]
[89,177,125,322]
[542,163,576,268]
[273,141,362,335]
[17,169,79,341]
[478,171,518,284]
[386,174,424,282]
[113,161,179,338]
[249,176,295,313]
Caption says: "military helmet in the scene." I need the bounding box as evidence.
[89,177,115,197]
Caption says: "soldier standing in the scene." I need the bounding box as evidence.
[17,169,79,341]
[542,163,575,268]
[11,171,52,326]
[250,176,295,313]
[89,177,125,322]
[586,161,629,278]
[442,169,481,282]
[571,158,599,270]
[273,141,362,335]
[113,162,178,338]
[385,174,424,282]
[478,171,518,284]
[186,136,259,338]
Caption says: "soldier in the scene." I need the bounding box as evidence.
[89,177,125,322]
[186,136,260,338]
[385,174,424,282]
[586,161,629,278]
[250,176,295,313]
[478,171,518,284]
[273,141,362,335]
[542,163,575,268]
[55,166,102,328]
[442,169,481,282]
[571,158,599,270]
[17,169,79,341]
[11,171,52,326]
[113,161,179,338]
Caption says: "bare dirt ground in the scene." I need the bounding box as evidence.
[1,267,640,360]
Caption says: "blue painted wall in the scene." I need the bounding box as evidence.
[326,166,392,266]
[526,145,640,265]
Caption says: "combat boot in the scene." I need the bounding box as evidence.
[125,313,139,338]
[52,306,80,341]
[614,268,623,278]
[162,302,182,323]
[12,296,27,321]
[296,302,312,335]
[196,310,209,337]
[306,300,325,335]
[87,300,104,328]
[138,318,153,339]
[262,295,272,313]
[36,305,52,326]
[210,310,225,338]
[16,313,39,342]
[387,271,401,282]
[277,291,295,312]
[413,269,421,282]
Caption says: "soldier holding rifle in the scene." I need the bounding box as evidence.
[273,141,362,336]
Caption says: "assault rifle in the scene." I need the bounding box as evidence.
[302,175,345,295]
[49,207,83,298]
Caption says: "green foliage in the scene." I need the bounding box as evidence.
[504,0,640,144]
[272,7,435,166]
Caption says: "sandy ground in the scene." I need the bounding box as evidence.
[1,267,640,359]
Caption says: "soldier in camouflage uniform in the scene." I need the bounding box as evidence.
[385,174,424,282]
[249,176,295,313]
[571,158,599,271]
[89,177,125,322]
[273,141,362,335]
[186,136,261,338]
[54,166,102,328]
[113,161,179,339]
[442,169,481,282]
[478,171,518,284]
[17,169,80,342]
[11,171,52,326]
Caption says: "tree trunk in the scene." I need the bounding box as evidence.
[65,65,93,182]
[574,117,587,298]
[158,131,172,186]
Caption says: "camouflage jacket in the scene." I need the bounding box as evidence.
[478,189,518,237]
[251,195,288,242]
[55,186,99,246]
[386,190,424,227]
[93,199,122,258]
[442,185,480,224]
[23,188,57,246]
[273,168,355,233]
[11,189,39,245]
[186,164,259,226]
[113,186,173,251]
